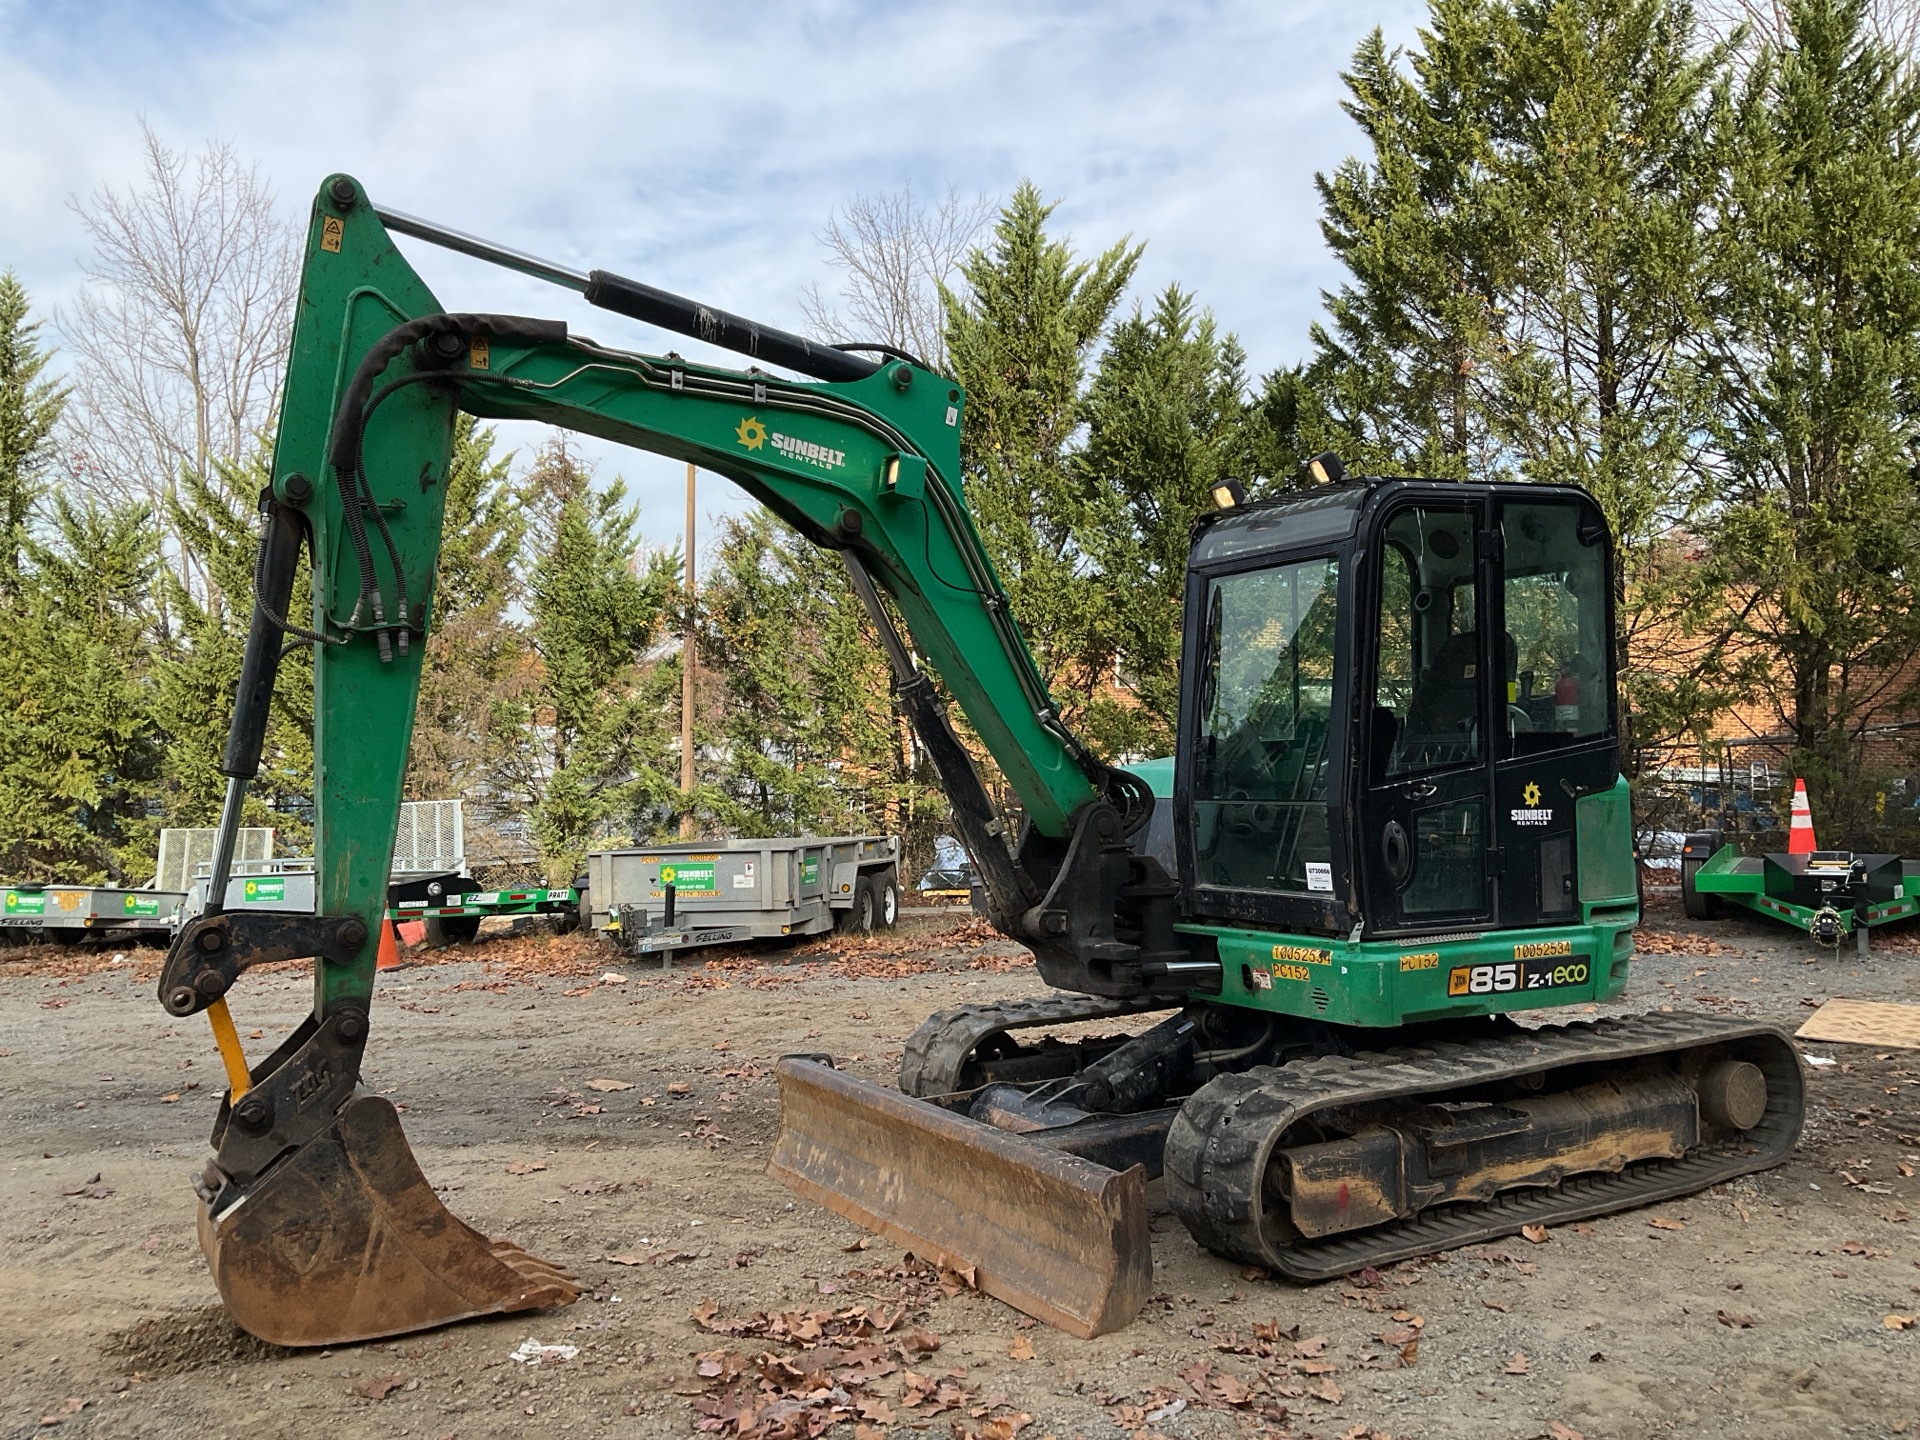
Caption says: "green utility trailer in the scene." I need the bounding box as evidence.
[387,877,584,943]
[1680,830,1920,953]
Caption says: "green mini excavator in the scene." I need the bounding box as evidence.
[155,175,1804,1347]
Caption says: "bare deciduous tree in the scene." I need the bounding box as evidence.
[61,122,296,578]
[799,183,993,374]
[1698,0,1920,55]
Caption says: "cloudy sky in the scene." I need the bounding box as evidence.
[0,0,1427,552]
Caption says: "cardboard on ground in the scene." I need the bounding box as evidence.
[1795,998,1920,1050]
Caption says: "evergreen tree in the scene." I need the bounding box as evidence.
[151,443,314,844]
[697,510,948,862]
[942,183,1142,722]
[405,415,530,859]
[518,441,679,878]
[1703,0,1920,844]
[0,270,67,594]
[0,497,163,881]
[1074,286,1252,759]
[1285,0,1739,773]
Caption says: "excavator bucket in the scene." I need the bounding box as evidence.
[768,1057,1151,1339]
[200,1094,580,1347]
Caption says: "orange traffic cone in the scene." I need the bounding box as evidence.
[1788,778,1818,855]
[375,917,403,970]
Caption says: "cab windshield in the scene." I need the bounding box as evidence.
[1191,556,1340,896]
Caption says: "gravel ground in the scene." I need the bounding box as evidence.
[0,895,1914,1440]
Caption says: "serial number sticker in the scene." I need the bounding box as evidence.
[1272,962,1313,983]
[1399,951,1439,972]
[1271,945,1332,966]
[1514,939,1573,960]
[1448,958,1591,997]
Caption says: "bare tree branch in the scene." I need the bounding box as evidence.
[59,121,296,557]
[1698,0,1920,55]
[798,183,993,374]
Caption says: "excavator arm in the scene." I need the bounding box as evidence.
[154,174,1184,1344]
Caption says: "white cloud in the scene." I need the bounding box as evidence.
[0,0,1429,550]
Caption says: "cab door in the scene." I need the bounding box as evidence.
[1489,495,1619,926]
[1357,498,1496,935]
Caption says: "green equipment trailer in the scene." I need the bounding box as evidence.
[1681,831,1920,952]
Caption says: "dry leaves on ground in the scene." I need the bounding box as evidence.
[1634,929,1736,956]
[60,1174,113,1199]
[353,1374,406,1401]
[504,1160,547,1176]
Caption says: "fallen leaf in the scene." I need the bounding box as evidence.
[1571,1222,1597,1236]
[1649,1216,1686,1231]
[354,1374,406,1401]
[1520,1224,1549,1244]
[667,1082,690,1096]
[585,1078,634,1092]
[505,1161,546,1176]
[1482,1298,1511,1313]
[160,1093,180,1104]
[1716,1309,1755,1328]
[1008,1334,1035,1361]
[58,1399,86,1415]
[1504,1351,1531,1375]
[60,1174,113,1199]
[1310,1376,1343,1404]
[606,1253,646,1266]
[247,1029,263,1040]
[1548,1423,1585,1440]
[1885,1314,1917,1330]
[843,1236,873,1252]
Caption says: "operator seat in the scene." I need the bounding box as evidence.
[1403,632,1518,758]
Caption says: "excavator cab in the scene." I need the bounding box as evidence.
[1179,480,1621,942]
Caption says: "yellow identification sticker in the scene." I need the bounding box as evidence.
[1271,944,1332,966]
[320,215,344,253]
[1272,962,1312,983]
[1399,951,1439,972]
[1514,939,1574,960]
[469,335,490,370]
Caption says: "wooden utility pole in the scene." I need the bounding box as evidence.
[679,463,697,838]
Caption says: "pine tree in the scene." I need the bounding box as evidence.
[405,416,530,868]
[1285,0,1739,774]
[0,497,163,881]
[1703,0,1920,845]
[1074,286,1252,759]
[151,444,314,844]
[942,183,1142,719]
[0,270,67,594]
[519,441,679,878]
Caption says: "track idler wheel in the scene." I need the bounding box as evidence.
[200,1095,579,1346]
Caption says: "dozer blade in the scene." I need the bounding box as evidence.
[768,1057,1151,1339]
[201,1094,580,1347]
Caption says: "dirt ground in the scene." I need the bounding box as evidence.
[1,893,1916,1440]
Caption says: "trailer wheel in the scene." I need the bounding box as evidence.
[1680,857,1723,921]
[875,871,901,930]
[426,915,483,946]
[850,877,878,933]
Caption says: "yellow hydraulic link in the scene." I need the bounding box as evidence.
[204,998,252,1100]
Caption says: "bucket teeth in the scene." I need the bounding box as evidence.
[201,1094,579,1346]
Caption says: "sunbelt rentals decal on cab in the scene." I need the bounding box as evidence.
[1510,779,1552,827]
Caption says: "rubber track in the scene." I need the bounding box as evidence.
[898,993,1170,1098]
[1162,1012,1804,1281]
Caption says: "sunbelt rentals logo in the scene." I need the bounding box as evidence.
[1510,779,1552,827]
[735,415,846,472]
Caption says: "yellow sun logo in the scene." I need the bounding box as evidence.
[735,416,767,451]
[1522,781,1542,807]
